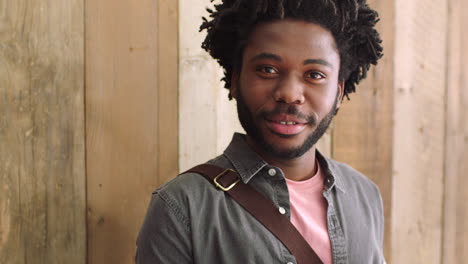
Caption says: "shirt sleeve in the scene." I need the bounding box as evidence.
[376,186,385,251]
[136,191,193,264]
[372,182,385,260]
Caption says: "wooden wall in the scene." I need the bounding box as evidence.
[1,0,178,263]
[85,0,178,263]
[0,0,86,263]
[179,0,243,171]
[442,0,468,262]
[392,0,468,262]
[1,0,467,263]
[392,0,447,262]
[333,1,468,262]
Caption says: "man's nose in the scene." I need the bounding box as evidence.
[272,75,305,104]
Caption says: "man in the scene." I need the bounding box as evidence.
[137,0,385,263]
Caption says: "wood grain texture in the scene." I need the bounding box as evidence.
[0,0,86,263]
[392,0,448,262]
[157,0,179,182]
[331,0,394,261]
[85,0,178,263]
[179,0,244,171]
[442,0,468,262]
[455,2,468,258]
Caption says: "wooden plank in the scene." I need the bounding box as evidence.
[0,0,86,263]
[442,0,468,262]
[455,2,468,257]
[179,0,244,171]
[392,0,448,262]
[331,0,394,261]
[179,0,222,170]
[85,0,178,263]
[157,0,179,180]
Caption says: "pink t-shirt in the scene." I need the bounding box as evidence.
[285,161,332,264]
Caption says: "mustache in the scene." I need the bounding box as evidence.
[261,105,317,125]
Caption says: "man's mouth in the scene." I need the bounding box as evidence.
[273,121,300,125]
[265,116,308,136]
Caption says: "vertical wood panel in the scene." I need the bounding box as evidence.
[443,0,468,262]
[455,3,468,257]
[179,0,218,171]
[331,1,394,260]
[392,0,448,262]
[179,0,244,171]
[0,0,86,263]
[85,0,178,263]
[157,0,179,182]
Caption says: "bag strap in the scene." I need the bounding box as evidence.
[184,164,323,264]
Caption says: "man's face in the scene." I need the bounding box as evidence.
[231,19,343,160]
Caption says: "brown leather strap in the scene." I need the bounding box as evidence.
[184,164,323,264]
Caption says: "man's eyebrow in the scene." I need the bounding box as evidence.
[249,53,282,62]
[303,58,333,68]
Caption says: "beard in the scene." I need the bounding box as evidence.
[235,87,339,160]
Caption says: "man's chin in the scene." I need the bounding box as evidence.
[264,129,309,145]
[258,135,314,160]
[264,144,310,160]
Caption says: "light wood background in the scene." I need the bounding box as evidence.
[179,0,243,171]
[442,0,468,261]
[85,0,178,263]
[0,0,86,263]
[392,0,447,262]
[1,0,467,263]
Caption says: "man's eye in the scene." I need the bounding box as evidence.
[307,71,325,80]
[257,66,278,75]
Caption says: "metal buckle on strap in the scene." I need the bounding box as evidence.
[213,168,240,191]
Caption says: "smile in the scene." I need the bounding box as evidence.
[275,121,299,125]
[266,119,307,136]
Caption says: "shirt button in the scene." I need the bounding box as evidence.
[268,168,277,176]
[278,207,286,215]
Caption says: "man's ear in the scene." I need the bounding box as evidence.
[230,71,239,100]
[336,81,345,108]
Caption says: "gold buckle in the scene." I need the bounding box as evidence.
[213,168,240,191]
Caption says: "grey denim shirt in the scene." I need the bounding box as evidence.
[136,133,385,264]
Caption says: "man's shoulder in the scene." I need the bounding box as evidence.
[154,154,232,199]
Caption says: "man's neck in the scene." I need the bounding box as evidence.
[246,137,318,182]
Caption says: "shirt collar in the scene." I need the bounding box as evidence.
[223,133,268,183]
[223,133,346,193]
[315,150,346,193]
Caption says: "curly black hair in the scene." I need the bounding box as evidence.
[200,0,383,100]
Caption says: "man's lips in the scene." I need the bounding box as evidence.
[265,115,308,136]
[266,114,308,124]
